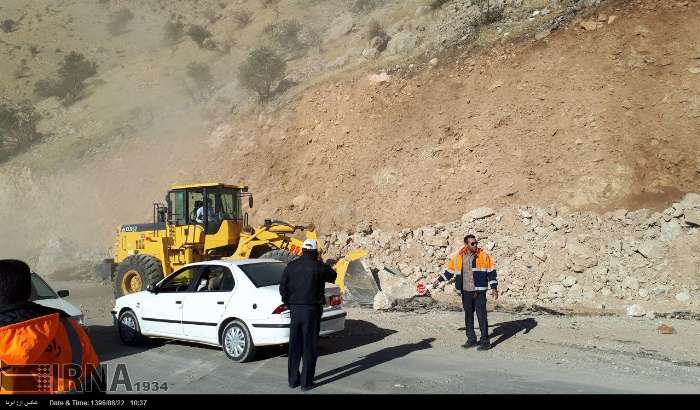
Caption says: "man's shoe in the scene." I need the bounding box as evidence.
[289,381,300,389]
[301,384,314,392]
[461,340,478,349]
[477,342,492,351]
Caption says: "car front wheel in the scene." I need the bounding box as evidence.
[118,310,145,346]
[222,320,256,362]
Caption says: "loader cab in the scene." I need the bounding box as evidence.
[166,184,248,235]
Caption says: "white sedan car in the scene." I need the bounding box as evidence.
[111,259,346,362]
[30,272,87,330]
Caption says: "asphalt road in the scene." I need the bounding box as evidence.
[89,320,700,394]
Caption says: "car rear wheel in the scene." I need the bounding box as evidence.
[118,310,146,346]
[222,320,256,362]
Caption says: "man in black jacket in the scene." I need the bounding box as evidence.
[279,239,337,391]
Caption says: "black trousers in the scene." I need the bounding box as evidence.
[288,304,322,388]
[462,291,489,343]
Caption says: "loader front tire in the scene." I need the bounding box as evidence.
[114,255,164,298]
[258,249,299,264]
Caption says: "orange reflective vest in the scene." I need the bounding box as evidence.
[0,313,100,394]
[443,246,497,291]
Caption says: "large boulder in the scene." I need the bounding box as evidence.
[462,207,496,222]
[626,304,646,317]
[566,243,598,272]
[660,220,684,241]
[377,268,416,301]
[684,209,700,227]
[678,193,700,210]
[386,31,418,56]
[373,291,393,310]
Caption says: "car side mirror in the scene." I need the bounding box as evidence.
[248,195,253,208]
[57,290,69,298]
[147,284,158,294]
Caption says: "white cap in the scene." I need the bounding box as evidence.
[302,239,317,250]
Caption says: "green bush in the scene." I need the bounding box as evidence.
[264,19,304,54]
[233,9,253,28]
[187,24,212,48]
[34,52,98,105]
[259,0,281,8]
[430,0,450,9]
[107,7,134,36]
[238,47,286,102]
[367,19,386,42]
[1,19,18,33]
[474,0,504,25]
[349,0,383,14]
[0,100,43,161]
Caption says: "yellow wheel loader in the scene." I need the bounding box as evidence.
[102,183,378,305]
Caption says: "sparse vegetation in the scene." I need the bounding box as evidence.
[259,0,281,8]
[34,52,98,105]
[1,19,19,33]
[481,7,504,25]
[367,19,386,42]
[474,0,505,25]
[349,0,383,14]
[107,7,134,36]
[430,0,450,9]
[187,24,212,48]
[186,62,213,89]
[162,20,184,46]
[0,100,44,161]
[264,19,305,55]
[238,47,286,102]
[233,9,253,28]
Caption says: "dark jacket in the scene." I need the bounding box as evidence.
[279,251,337,306]
[0,301,68,328]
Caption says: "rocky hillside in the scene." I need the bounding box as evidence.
[325,193,700,315]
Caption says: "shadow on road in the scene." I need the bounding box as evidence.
[92,319,399,363]
[319,319,398,356]
[253,319,399,362]
[457,318,538,349]
[89,325,165,362]
[489,318,537,348]
[314,337,435,387]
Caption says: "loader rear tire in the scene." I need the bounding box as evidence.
[258,249,299,264]
[114,255,164,298]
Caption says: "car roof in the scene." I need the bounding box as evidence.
[193,259,286,267]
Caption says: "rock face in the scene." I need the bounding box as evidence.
[566,243,598,272]
[626,304,646,317]
[463,207,496,222]
[377,268,415,301]
[373,291,393,310]
[386,31,418,56]
[324,195,700,315]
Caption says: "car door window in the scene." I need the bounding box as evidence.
[195,265,235,292]
[158,267,199,293]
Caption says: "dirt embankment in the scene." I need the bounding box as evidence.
[0,0,698,286]
[204,0,700,233]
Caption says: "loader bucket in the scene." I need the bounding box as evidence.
[332,249,378,307]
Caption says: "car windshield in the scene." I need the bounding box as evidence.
[237,262,287,288]
[30,274,58,301]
